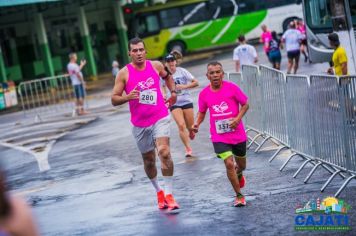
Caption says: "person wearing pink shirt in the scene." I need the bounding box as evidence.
[260,24,272,60]
[297,19,309,62]
[191,61,249,207]
[111,37,180,211]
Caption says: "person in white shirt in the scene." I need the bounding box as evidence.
[282,21,304,74]
[233,35,258,72]
[67,53,87,115]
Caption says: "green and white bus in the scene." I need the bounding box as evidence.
[127,0,303,58]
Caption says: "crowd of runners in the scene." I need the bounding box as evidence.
[234,20,309,74]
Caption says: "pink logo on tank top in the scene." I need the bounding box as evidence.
[137,77,155,90]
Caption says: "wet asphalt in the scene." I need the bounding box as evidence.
[0,46,355,235]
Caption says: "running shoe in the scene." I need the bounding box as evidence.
[165,194,180,210]
[238,174,246,189]
[157,190,167,209]
[234,194,246,207]
[185,147,193,157]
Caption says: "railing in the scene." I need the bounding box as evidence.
[17,74,85,121]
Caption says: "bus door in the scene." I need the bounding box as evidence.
[330,0,356,74]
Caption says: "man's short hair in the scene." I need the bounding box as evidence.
[328,33,340,43]
[128,37,145,51]
[238,35,245,43]
[207,61,223,69]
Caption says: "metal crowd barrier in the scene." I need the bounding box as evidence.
[232,65,356,197]
[258,65,289,152]
[241,65,265,148]
[18,74,79,121]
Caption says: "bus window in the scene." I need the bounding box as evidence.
[159,8,182,28]
[209,0,238,18]
[137,14,160,37]
[181,2,208,25]
[305,0,332,30]
[350,0,356,25]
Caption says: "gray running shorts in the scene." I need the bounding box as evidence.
[132,115,171,154]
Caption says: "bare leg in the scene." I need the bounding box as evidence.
[287,58,293,74]
[294,56,300,74]
[171,108,191,150]
[141,150,158,179]
[234,156,246,175]
[155,137,173,176]
[224,156,241,195]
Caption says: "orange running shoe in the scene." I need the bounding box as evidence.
[234,194,246,207]
[165,194,180,210]
[157,190,167,209]
[238,174,245,189]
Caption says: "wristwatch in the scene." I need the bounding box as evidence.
[171,90,177,94]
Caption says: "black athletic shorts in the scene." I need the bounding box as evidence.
[170,102,193,112]
[287,50,300,60]
[213,141,247,160]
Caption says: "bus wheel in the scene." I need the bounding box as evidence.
[282,17,300,32]
[167,41,186,55]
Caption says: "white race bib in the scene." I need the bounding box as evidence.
[215,119,234,134]
[139,90,157,105]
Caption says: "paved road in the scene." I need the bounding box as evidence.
[1,46,355,235]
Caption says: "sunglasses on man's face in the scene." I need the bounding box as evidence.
[166,59,175,62]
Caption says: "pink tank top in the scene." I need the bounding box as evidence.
[125,60,168,127]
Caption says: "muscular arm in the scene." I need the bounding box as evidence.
[111,68,139,106]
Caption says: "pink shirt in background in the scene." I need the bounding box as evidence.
[125,60,169,127]
[297,24,306,35]
[198,81,248,144]
[261,31,272,53]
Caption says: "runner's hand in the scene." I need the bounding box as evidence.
[126,86,139,101]
[165,92,177,107]
[229,118,240,129]
[189,125,197,140]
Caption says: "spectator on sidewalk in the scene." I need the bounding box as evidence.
[233,35,258,72]
[67,53,88,115]
[327,33,348,76]
[282,21,304,74]
[112,60,119,79]
[0,166,40,236]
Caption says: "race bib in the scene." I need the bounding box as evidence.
[215,119,234,134]
[139,90,157,105]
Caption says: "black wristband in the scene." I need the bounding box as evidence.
[162,66,172,80]
[171,90,177,94]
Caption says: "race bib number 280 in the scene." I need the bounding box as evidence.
[139,90,157,105]
[215,119,234,134]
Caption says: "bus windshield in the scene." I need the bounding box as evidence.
[304,0,356,31]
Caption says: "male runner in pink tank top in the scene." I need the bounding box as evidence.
[191,61,249,207]
[111,38,180,211]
